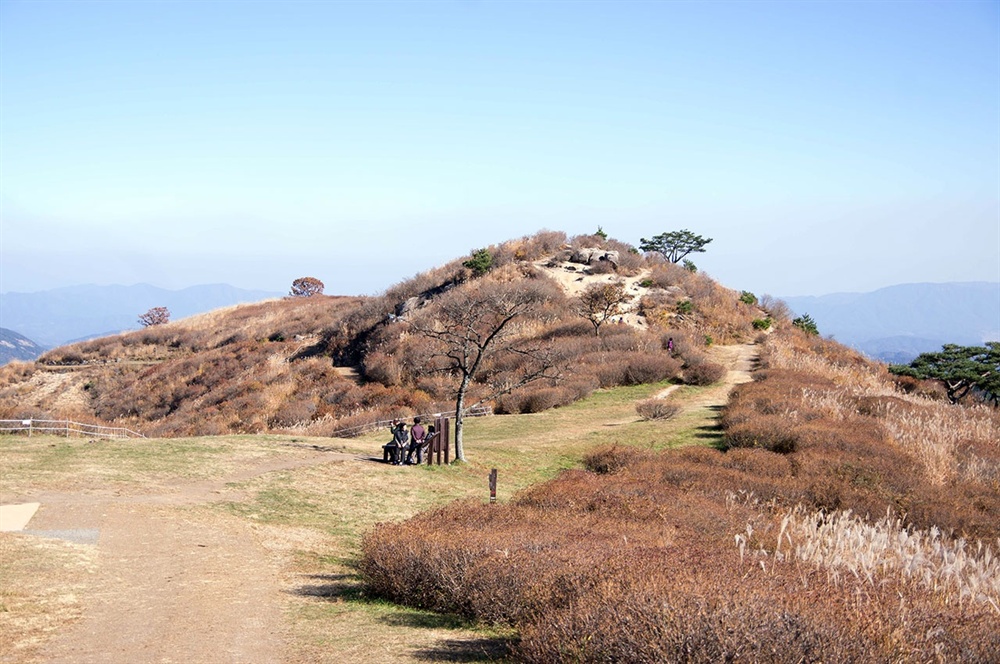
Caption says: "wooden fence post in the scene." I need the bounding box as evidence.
[443,417,450,464]
[489,468,497,504]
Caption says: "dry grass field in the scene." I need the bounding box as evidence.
[2,353,735,663]
[360,333,1000,663]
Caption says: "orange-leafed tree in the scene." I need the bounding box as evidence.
[138,306,170,327]
[289,277,324,297]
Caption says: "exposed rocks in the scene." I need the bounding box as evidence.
[570,247,619,267]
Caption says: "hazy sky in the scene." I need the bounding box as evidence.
[2,0,998,298]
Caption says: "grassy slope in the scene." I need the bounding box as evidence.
[0,373,726,663]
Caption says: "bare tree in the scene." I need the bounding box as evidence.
[138,306,170,327]
[577,280,632,335]
[407,279,561,461]
[289,277,325,297]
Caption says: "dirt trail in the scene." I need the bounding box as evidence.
[653,343,756,403]
[30,451,352,664]
[16,345,758,663]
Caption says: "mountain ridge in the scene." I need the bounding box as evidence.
[781,281,999,362]
[0,327,45,364]
[0,283,284,348]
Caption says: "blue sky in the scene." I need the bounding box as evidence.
[2,0,998,298]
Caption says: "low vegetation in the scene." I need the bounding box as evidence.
[360,328,999,662]
[6,228,996,660]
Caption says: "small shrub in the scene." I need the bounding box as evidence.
[583,445,653,474]
[739,291,758,306]
[685,361,726,385]
[752,317,772,330]
[792,313,819,335]
[636,398,682,421]
[623,354,681,385]
[676,299,694,315]
[725,422,799,454]
[463,248,494,276]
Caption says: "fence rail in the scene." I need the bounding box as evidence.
[0,419,145,440]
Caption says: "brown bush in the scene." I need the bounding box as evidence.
[496,385,575,414]
[582,444,655,474]
[635,398,681,421]
[684,361,726,385]
[361,437,1000,662]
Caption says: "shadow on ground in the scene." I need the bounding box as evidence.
[291,575,515,661]
[411,637,514,662]
[691,404,726,449]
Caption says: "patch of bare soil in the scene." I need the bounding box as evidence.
[6,451,350,664]
[533,259,654,327]
[15,371,91,414]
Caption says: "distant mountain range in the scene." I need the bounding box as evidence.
[0,327,45,364]
[0,283,283,349]
[781,282,1000,363]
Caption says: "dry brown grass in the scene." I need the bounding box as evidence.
[0,534,97,663]
[359,331,999,661]
[1,231,767,440]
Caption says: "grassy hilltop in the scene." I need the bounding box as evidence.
[0,231,762,437]
[2,230,997,662]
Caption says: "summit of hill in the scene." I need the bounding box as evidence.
[0,231,768,436]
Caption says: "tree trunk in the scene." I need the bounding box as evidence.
[453,375,469,462]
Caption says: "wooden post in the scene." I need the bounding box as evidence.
[442,417,450,464]
[489,468,497,503]
[433,417,443,465]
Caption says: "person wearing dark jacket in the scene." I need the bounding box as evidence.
[404,417,427,465]
[391,421,408,464]
[383,420,408,464]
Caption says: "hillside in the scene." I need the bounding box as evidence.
[3,233,997,662]
[0,283,283,348]
[0,328,45,365]
[0,232,768,436]
[782,282,1000,362]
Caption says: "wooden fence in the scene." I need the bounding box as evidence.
[0,419,145,439]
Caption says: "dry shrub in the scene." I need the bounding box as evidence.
[622,353,681,385]
[724,419,799,454]
[269,397,317,428]
[635,398,681,421]
[684,360,726,385]
[361,435,1000,662]
[357,327,998,663]
[496,385,575,414]
[582,444,655,474]
[646,261,690,290]
[362,351,402,386]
